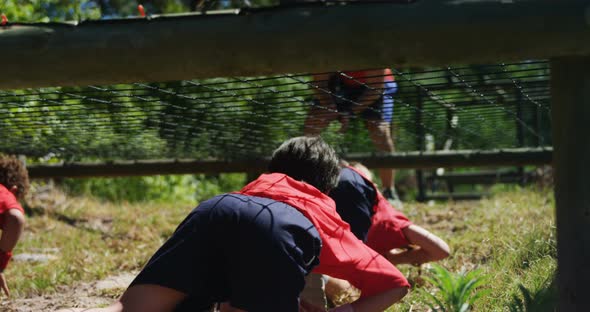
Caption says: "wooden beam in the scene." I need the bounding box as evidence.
[423,193,489,201]
[0,1,589,89]
[27,147,552,179]
[551,57,590,310]
[348,147,552,170]
[426,170,526,185]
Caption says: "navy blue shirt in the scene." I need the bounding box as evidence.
[329,167,377,242]
[131,193,321,312]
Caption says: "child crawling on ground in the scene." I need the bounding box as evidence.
[302,161,450,308]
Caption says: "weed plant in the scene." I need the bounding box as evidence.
[420,264,488,312]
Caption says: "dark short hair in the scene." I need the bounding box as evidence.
[0,155,30,199]
[268,136,340,193]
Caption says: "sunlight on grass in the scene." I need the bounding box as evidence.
[391,186,555,311]
[11,187,195,298]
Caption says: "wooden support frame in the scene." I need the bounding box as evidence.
[0,0,589,89]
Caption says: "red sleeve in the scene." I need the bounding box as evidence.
[312,225,409,298]
[366,195,413,255]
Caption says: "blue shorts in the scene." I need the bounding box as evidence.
[130,193,322,312]
[328,74,398,123]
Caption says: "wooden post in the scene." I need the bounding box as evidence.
[551,56,590,311]
[534,98,543,147]
[415,87,426,202]
[445,108,456,195]
[515,88,526,185]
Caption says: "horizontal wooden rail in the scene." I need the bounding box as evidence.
[423,193,489,201]
[426,170,526,185]
[0,0,588,89]
[27,147,552,179]
[347,147,552,170]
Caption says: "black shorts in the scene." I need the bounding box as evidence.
[130,193,322,312]
[326,74,397,123]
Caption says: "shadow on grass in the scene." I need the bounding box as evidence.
[509,277,558,312]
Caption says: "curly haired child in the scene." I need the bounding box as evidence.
[0,155,28,297]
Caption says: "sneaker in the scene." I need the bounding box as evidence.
[382,187,404,209]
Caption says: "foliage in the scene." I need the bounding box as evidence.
[0,0,101,22]
[0,0,275,24]
[419,264,488,312]
[61,173,246,203]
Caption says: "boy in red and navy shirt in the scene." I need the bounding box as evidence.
[324,162,450,304]
[0,156,28,297]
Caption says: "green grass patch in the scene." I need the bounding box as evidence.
[391,187,556,311]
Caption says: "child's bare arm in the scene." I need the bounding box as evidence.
[0,209,25,252]
[0,209,26,296]
[386,225,450,266]
[324,276,407,312]
[346,287,408,312]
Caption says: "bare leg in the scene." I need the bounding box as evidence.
[366,121,395,190]
[304,74,339,136]
[304,105,338,136]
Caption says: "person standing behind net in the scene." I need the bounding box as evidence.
[61,137,409,312]
[324,161,450,304]
[303,69,402,206]
[0,156,28,297]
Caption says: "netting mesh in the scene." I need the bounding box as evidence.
[0,60,550,161]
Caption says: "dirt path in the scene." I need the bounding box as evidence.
[1,272,136,312]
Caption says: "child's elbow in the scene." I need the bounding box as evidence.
[6,209,26,229]
[386,286,409,305]
[432,243,451,261]
[399,286,409,298]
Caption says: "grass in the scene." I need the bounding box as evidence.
[419,264,488,312]
[7,182,556,311]
[11,186,193,298]
[392,186,556,311]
